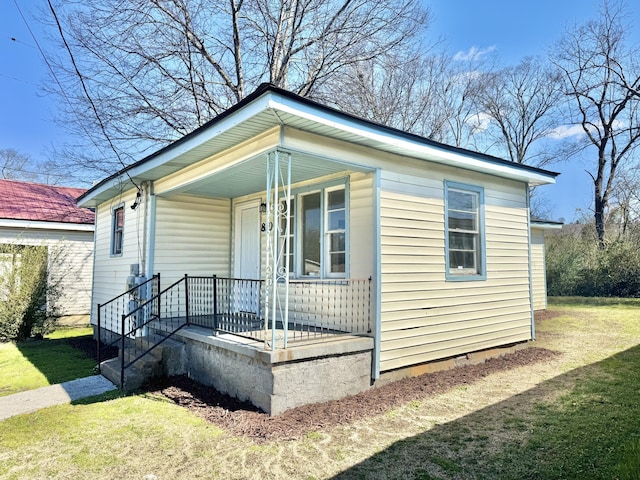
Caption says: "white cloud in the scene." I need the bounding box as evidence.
[546,124,586,139]
[547,119,627,140]
[453,46,496,62]
[465,111,492,133]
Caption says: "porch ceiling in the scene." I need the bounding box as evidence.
[160,149,371,199]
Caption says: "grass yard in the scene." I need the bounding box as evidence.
[0,327,96,397]
[1,300,640,479]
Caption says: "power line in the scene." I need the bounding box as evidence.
[11,0,141,192]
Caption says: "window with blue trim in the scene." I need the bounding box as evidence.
[445,182,484,279]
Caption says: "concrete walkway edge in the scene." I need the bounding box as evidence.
[0,375,117,421]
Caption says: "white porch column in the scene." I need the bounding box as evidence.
[264,150,292,350]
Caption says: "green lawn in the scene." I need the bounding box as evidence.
[0,327,96,397]
[1,301,640,479]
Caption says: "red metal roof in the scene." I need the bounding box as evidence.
[0,179,94,225]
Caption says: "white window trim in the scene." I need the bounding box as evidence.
[111,204,125,257]
[324,185,347,278]
[287,178,349,279]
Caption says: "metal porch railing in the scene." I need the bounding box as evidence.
[96,274,372,386]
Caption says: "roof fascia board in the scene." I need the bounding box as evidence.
[267,93,557,186]
[0,218,95,232]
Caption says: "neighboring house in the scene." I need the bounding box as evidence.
[0,179,95,316]
[530,219,563,311]
[78,84,559,415]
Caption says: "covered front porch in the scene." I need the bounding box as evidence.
[96,273,375,415]
[95,145,378,413]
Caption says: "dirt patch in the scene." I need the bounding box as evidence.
[146,346,559,442]
[534,309,566,322]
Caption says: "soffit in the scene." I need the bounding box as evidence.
[79,88,558,208]
[159,150,366,199]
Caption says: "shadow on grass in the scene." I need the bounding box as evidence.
[16,336,98,385]
[333,344,640,480]
[71,389,124,406]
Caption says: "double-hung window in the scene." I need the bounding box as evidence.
[279,181,348,278]
[325,187,346,275]
[111,206,124,256]
[445,182,485,280]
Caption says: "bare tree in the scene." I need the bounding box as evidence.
[0,148,73,185]
[551,0,640,246]
[608,167,640,238]
[475,57,561,167]
[328,48,499,153]
[0,149,32,180]
[327,51,450,138]
[436,58,493,151]
[44,0,429,178]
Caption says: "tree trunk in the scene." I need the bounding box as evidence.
[594,195,606,249]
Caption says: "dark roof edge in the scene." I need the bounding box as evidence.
[531,218,564,226]
[78,83,559,203]
[274,85,560,179]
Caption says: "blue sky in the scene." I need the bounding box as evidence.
[1,0,639,222]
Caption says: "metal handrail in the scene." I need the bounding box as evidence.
[96,274,160,369]
[98,274,159,312]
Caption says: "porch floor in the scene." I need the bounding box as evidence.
[153,313,358,348]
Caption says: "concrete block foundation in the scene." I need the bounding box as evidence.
[175,326,374,416]
[375,341,529,387]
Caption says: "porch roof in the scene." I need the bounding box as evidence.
[78,84,559,208]
[157,149,368,199]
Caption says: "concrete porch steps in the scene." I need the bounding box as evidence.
[99,334,185,391]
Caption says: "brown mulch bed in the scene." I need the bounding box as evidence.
[145,347,560,442]
[68,314,561,442]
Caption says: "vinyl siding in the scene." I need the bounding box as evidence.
[530,228,547,310]
[348,172,374,279]
[379,171,532,372]
[91,188,144,324]
[0,227,94,315]
[153,195,231,286]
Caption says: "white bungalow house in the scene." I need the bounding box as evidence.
[0,179,94,318]
[78,84,558,415]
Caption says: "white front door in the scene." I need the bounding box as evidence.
[233,201,261,314]
[234,201,261,280]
